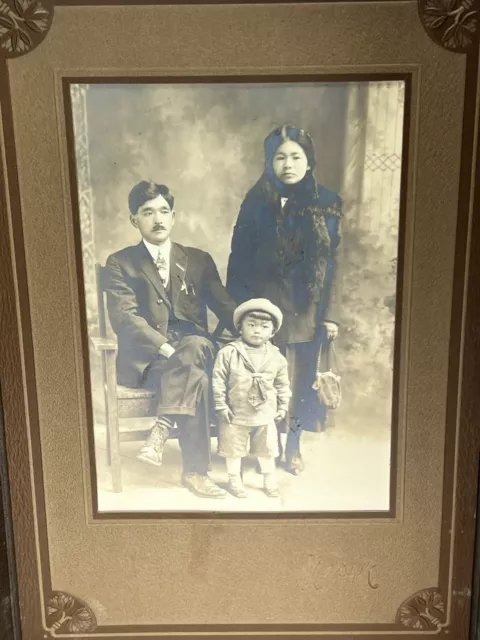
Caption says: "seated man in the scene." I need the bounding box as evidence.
[105,180,236,499]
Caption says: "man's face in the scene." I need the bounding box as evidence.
[130,193,175,245]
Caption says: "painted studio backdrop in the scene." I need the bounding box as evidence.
[71,81,405,513]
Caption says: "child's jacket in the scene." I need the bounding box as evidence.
[212,339,291,426]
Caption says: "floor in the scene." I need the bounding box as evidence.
[95,419,391,513]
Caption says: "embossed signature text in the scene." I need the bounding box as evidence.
[307,554,379,590]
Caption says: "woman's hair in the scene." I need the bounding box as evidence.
[253,125,331,304]
[128,180,175,215]
[240,311,277,330]
[263,124,316,173]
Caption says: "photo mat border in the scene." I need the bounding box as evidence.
[34,67,460,636]
[63,72,411,523]
[0,1,478,638]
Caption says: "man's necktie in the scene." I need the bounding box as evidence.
[155,252,168,287]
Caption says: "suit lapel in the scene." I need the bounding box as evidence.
[169,243,188,307]
[137,242,170,305]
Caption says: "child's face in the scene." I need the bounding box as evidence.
[272,140,310,185]
[240,314,275,347]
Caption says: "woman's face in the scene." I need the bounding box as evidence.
[272,140,310,185]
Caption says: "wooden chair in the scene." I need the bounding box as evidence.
[90,264,158,493]
[91,264,229,493]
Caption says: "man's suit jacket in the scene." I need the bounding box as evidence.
[105,241,236,387]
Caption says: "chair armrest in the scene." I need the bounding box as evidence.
[90,336,118,352]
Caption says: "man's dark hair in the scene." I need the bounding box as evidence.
[128,181,175,215]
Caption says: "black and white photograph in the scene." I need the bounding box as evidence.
[70,79,405,513]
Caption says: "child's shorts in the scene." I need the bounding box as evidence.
[217,421,279,459]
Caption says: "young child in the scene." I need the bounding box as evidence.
[212,299,291,498]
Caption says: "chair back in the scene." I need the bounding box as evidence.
[95,263,109,338]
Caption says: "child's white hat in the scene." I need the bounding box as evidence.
[233,298,283,333]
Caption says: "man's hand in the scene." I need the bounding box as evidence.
[217,408,234,424]
[159,343,176,359]
[323,321,339,341]
[275,409,287,423]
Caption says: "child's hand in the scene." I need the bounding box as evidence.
[275,409,287,423]
[217,408,234,424]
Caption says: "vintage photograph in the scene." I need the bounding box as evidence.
[70,79,405,513]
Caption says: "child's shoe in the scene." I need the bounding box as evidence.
[228,474,248,498]
[263,473,280,498]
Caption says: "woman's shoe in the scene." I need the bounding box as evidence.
[286,453,305,476]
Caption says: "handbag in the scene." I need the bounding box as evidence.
[312,336,342,410]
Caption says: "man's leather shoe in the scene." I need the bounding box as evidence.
[137,420,170,467]
[182,472,227,498]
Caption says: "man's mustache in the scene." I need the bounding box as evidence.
[152,225,166,231]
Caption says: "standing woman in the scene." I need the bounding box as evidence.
[225,125,342,475]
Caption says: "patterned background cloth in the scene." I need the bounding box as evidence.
[72,80,404,437]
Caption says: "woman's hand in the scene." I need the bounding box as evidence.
[275,409,287,423]
[323,321,338,341]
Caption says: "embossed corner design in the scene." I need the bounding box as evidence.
[395,588,446,631]
[45,592,97,636]
[418,0,479,52]
[0,0,53,59]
